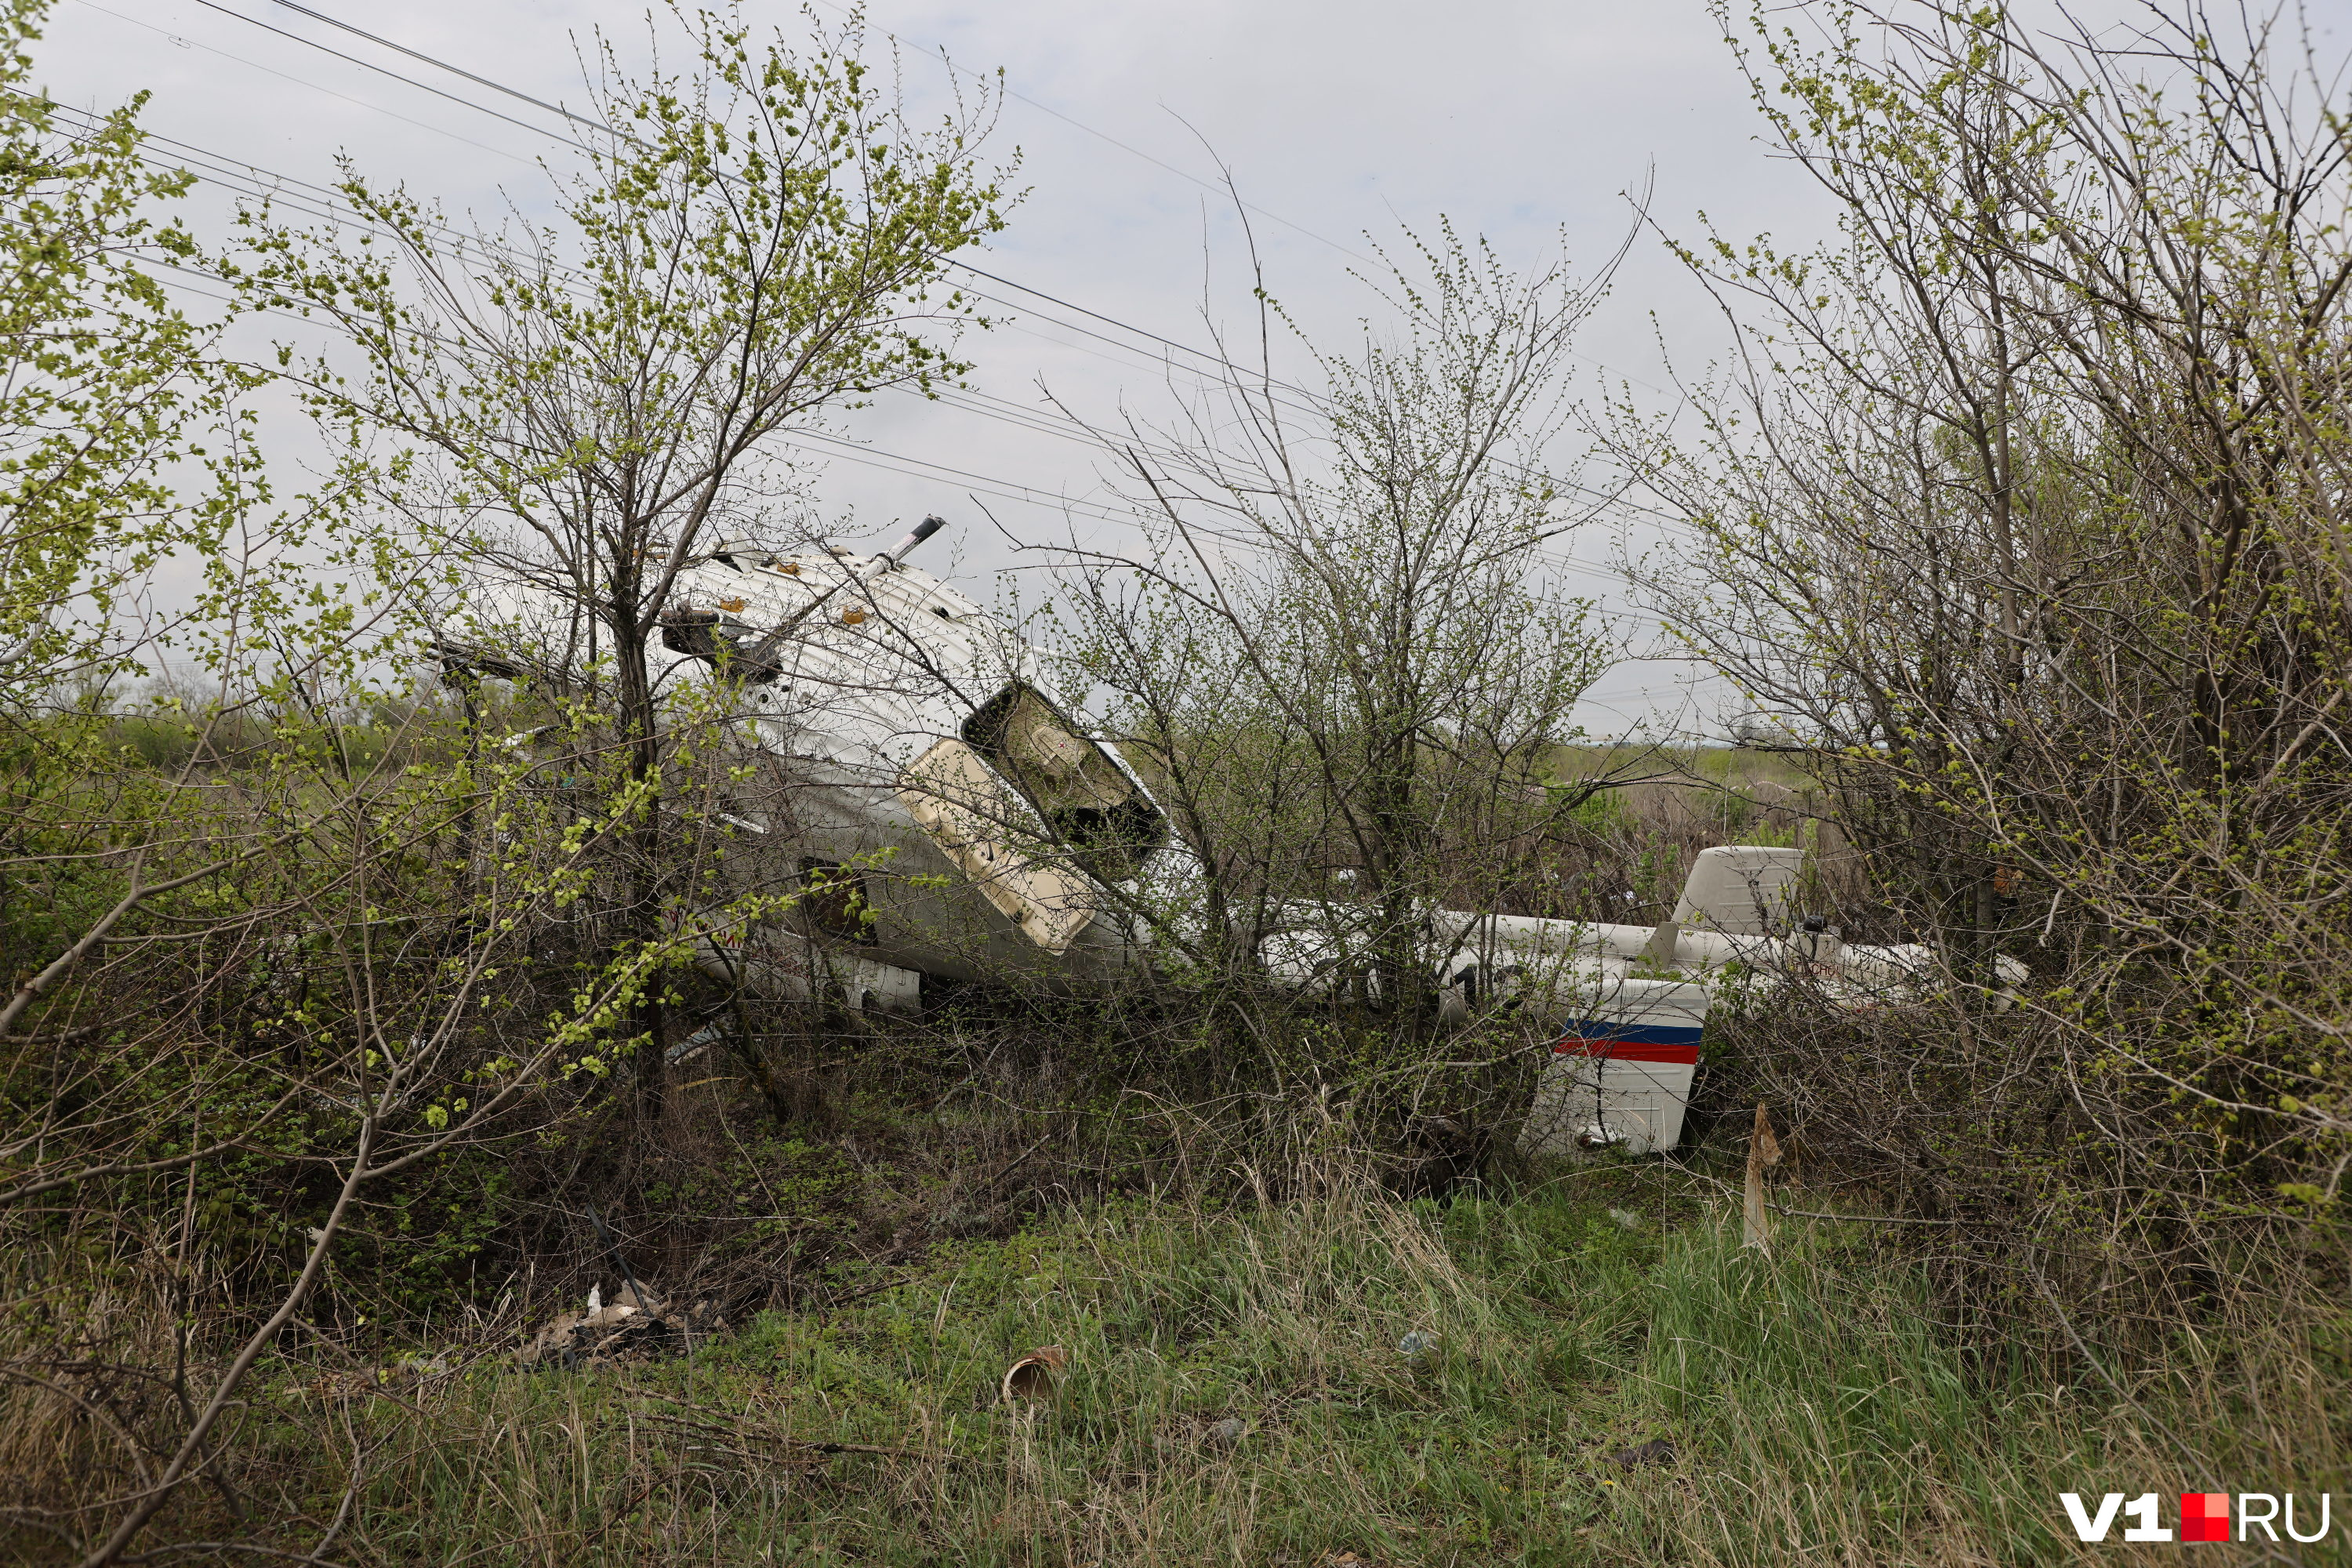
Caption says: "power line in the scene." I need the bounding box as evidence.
[141,3,1353,423]
[90,106,1644,579]
[169,3,1404,404]
[777,430,1134,526]
[800,0,1377,266]
[190,1,1323,388]
[42,44,1331,446]
[136,260,1144,531]
[34,93,573,287]
[201,1,1642,423]
[778,3,1672,400]
[133,250,1638,601]
[186,0,597,154]
[182,0,1675,412]
[42,106,1199,502]
[261,0,1382,267]
[37,96,1222,530]
[55,5,1652,577]
[257,0,611,139]
[149,241,1640,593]
[73,0,543,163]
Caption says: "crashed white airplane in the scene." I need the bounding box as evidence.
[443,519,2017,1158]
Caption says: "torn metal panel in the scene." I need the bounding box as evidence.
[897,737,1102,955]
[1521,978,1710,1158]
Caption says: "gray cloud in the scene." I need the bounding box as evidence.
[37,0,2352,730]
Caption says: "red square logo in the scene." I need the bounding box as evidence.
[2182,1491,2229,1542]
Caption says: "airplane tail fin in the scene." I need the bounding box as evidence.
[1669,844,1805,935]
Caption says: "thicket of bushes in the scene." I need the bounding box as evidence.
[1620,0,2352,1367]
[4,0,2351,1562]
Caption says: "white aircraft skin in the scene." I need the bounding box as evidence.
[443,524,2019,1156]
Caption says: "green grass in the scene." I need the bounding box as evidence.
[139,1172,2335,1566]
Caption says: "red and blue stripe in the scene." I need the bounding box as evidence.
[1552,1019,1704,1065]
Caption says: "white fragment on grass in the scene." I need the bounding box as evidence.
[1609,1207,1645,1231]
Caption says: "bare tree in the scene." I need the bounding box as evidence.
[1041,221,1629,1077]
[1616,0,2352,1332]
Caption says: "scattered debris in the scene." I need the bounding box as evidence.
[1606,1437,1677,1467]
[1000,1345,1066,1403]
[380,1350,449,1385]
[519,1288,726,1370]
[1608,1207,1646,1231]
[1744,1105,1784,1249]
[1149,1411,1254,1460]
[313,1348,455,1395]
[1397,1329,1435,1363]
[667,1022,727,1065]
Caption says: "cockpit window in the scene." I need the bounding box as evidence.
[961,684,1167,884]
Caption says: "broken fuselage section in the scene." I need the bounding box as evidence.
[448,524,2016,1156]
[643,532,1169,1006]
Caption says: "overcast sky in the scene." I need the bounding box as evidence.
[32,0,2352,732]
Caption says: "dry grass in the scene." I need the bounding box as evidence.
[8,1152,2337,1565]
